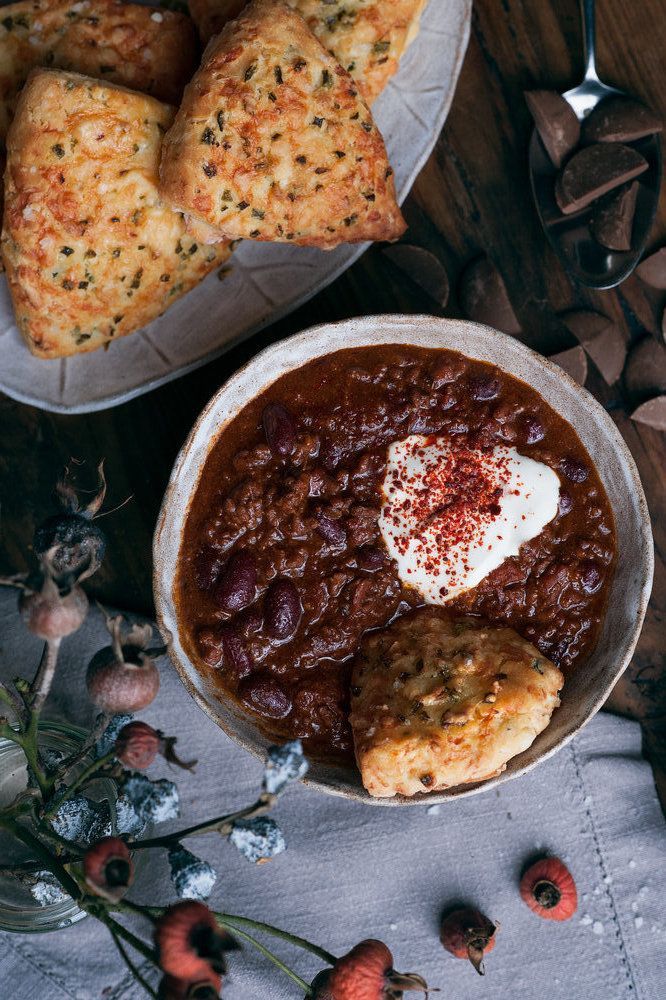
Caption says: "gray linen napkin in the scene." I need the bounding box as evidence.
[0,593,664,1000]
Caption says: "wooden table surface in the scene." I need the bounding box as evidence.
[1,0,664,806]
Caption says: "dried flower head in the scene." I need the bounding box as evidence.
[33,461,107,585]
[312,940,430,1000]
[83,836,134,902]
[116,721,197,772]
[155,902,238,982]
[121,773,180,826]
[262,739,308,795]
[86,614,162,713]
[228,817,286,864]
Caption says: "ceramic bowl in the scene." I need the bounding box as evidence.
[153,315,654,806]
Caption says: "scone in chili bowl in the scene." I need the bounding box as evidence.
[154,315,653,805]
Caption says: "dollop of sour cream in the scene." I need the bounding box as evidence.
[378,435,560,604]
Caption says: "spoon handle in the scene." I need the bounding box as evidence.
[580,0,600,81]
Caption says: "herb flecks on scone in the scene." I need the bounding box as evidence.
[159,0,406,250]
[350,607,563,798]
[2,69,230,359]
[188,0,428,105]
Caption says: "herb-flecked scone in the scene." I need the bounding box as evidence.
[159,0,406,250]
[0,0,198,134]
[2,70,230,359]
[188,0,428,105]
[350,608,563,798]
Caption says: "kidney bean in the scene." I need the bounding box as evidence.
[357,545,386,571]
[262,402,297,458]
[315,512,347,547]
[580,560,603,594]
[560,457,589,483]
[524,417,545,444]
[264,578,302,640]
[471,376,500,400]
[197,628,224,667]
[220,625,253,679]
[558,490,573,516]
[239,676,292,719]
[215,550,257,612]
[193,547,224,592]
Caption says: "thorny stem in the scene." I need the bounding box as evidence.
[31,639,61,714]
[108,928,159,999]
[0,682,27,726]
[43,750,116,821]
[216,914,337,966]
[131,793,277,850]
[96,911,159,966]
[52,713,111,784]
[220,923,313,995]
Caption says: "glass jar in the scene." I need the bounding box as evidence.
[0,721,118,933]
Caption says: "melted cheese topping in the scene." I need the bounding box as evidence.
[379,435,560,603]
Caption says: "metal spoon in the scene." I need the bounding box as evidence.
[528,0,661,289]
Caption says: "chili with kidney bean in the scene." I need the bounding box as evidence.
[176,346,616,760]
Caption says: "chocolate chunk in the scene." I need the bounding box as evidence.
[582,97,663,144]
[549,346,588,385]
[630,396,666,431]
[590,181,639,251]
[636,247,666,289]
[561,310,626,384]
[624,337,666,399]
[555,143,648,215]
[459,255,520,335]
[383,245,450,307]
[525,90,581,168]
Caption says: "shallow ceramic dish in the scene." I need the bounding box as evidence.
[154,315,654,806]
[0,0,471,414]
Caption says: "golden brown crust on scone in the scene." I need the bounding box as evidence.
[189,0,427,105]
[0,0,198,130]
[159,0,405,249]
[350,607,563,798]
[2,70,229,359]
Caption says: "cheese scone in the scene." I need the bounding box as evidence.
[2,70,230,359]
[188,0,428,105]
[0,0,198,134]
[350,608,563,798]
[160,0,405,250]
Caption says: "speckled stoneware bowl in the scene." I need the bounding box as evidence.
[154,315,654,806]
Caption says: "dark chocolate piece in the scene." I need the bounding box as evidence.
[590,182,639,251]
[624,337,666,399]
[550,346,588,385]
[459,255,520,335]
[636,247,666,289]
[383,245,450,307]
[525,90,581,168]
[555,143,648,215]
[583,97,663,144]
[561,310,626,384]
[630,396,666,431]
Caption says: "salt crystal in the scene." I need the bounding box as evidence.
[122,774,180,825]
[50,796,112,844]
[168,845,217,901]
[631,901,639,913]
[263,740,308,796]
[389,923,398,931]
[151,10,163,20]
[580,914,593,926]
[24,870,70,907]
[229,817,286,864]
[426,805,440,816]
[115,793,146,837]
[629,860,636,869]
[639,886,648,898]
[592,921,604,935]
[634,917,644,929]
[603,875,612,885]
[95,713,133,758]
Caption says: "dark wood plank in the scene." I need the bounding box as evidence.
[0,0,664,804]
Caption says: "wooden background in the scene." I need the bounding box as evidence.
[1,0,664,805]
